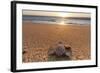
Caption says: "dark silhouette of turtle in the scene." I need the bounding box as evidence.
[55,42,66,56]
[48,42,72,61]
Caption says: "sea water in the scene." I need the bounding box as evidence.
[23,16,91,25]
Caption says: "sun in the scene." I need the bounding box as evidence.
[57,13,69,25]
[58,13,67,18]
[60,21,65,24]
[57,12,71,18]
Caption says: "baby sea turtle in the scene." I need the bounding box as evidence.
[48,42,72,61]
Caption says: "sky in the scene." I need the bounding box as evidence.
[23,10,91,18]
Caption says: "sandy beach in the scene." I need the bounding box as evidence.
[22,21,91,63]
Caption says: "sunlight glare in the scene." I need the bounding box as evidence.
[58,13,68,18]
[59,21,66,25]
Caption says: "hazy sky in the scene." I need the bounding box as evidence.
[23,10,91,18]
